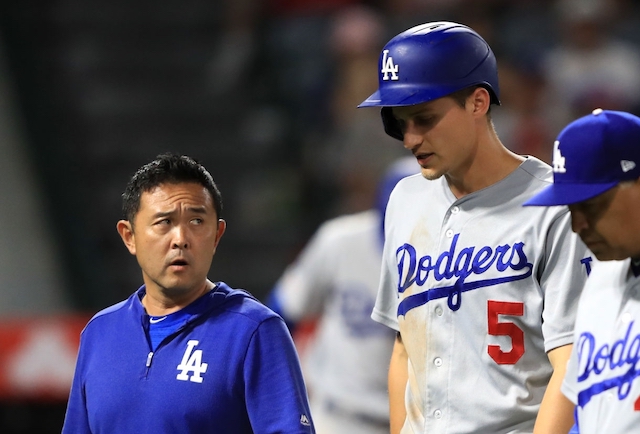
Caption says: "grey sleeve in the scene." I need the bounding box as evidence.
[371,213,400,332]
[539,211,591,352]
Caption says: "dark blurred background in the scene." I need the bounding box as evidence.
[1,0,640,432]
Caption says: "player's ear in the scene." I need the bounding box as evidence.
[214,219,226,249]
[117,220,137,255]
[468,87,490,116]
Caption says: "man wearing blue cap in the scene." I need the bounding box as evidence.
[525,108,640,433]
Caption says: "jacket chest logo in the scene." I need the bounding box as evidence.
[176,339,208,383]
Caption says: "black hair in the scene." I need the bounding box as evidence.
[121,153,222,223]
[449,86,493,118]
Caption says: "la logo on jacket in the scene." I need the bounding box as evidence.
[176,340,208,383]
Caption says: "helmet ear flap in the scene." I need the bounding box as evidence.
[381,107,404,141]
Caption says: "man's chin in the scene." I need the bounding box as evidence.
[420,167,443,181]
[159,280,198,297]
[590,248,624,262]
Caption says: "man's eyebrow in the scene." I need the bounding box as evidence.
[151,210,174,219]
[151,206,208,219]
[186,206,208,214]
[395,106,433,120]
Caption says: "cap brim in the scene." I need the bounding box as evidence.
[523,182,618,206]
[358,90,382,108]
[358,87,447,108]
[359,82,500,108]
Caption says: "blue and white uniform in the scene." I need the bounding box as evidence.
[268,156,419,434]
[562,259,640,434]
[373,157,592,433]
[270,210,394,434]
[62,282,314,434]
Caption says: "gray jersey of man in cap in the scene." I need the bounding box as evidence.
[525,108,640,434]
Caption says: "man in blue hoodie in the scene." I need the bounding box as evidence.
[62,153,315,434]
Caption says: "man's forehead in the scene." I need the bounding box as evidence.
[391,100,438,119]
[141,182,213,208]
[570,185,617,209]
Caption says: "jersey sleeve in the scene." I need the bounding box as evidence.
[539,210,591,352]
[244,316,315,433]
[61,331,92,434]
[270,222,337,323]
[561,261,602,405]
[371,204,400,331]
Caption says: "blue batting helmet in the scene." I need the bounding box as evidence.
[358,21,500,140]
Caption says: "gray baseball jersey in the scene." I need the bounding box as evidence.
[372,157,592,433]
[562,258,640,434]
[273,210,395,433]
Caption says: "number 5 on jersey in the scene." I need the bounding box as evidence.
[487,300,525,365]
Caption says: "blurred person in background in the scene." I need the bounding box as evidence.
[267,156,420,434]
[492,58,555,164]
[542,0,640,132]
[62,153,314,434]
[300,4,407,222]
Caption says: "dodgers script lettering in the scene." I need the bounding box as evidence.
[396,233,533,313]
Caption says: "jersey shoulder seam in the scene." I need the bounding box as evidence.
[518,158,553,184]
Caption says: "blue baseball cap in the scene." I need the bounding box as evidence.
[524,109,640,206]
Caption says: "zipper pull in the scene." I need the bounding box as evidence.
[146,352,153,368]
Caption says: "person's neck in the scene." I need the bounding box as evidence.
[446,139,524,199]
[142,280,213,316]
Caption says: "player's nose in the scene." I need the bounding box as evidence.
[568,207,588,234]
[403,123,423,151]
[171,224,190,249]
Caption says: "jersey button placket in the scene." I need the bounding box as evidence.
[432,204,456,430]
[445,205,460,239]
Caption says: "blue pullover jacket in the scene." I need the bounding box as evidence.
[62,282,315,433]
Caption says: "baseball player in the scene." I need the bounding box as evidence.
[524,109,640,434]
[358,22,593,433]
[267,156,420,434]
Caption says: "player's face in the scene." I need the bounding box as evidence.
[118,182,225,299]
[391,92,482,181]
[569,179,640,260]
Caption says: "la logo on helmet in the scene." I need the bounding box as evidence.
[381,50,399,81]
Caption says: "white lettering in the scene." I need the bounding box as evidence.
[552,140,566,173]
[381,50,399,81]
[176,340,208,383]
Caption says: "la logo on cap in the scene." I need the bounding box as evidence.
[621,160,636,172]
[552,140,566,173]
